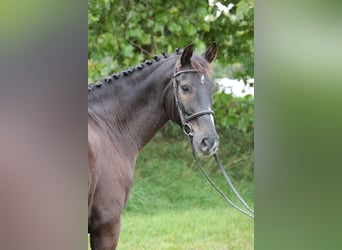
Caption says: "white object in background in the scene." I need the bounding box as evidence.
[217,78,254,97]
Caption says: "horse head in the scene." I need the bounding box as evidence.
[173,43,219,157]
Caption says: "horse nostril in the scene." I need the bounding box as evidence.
[200,138,210,152]
[199,137,219,155]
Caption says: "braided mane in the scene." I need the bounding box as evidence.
[88,47,211,94]
[88,49,180,93]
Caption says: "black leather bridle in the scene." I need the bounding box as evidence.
[172,64,255,219]
[172,67,214,137]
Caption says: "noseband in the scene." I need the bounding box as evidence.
[172,67,214,136]
[172,64,254,219]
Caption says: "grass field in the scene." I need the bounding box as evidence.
[89,127,254,249]
[89,208,254,250]
[118,208,253,250]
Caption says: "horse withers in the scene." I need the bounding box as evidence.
[88,43,219,249]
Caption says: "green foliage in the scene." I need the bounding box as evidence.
[205,0,254,81]
[88,0,253,82]
[213,91,254,135]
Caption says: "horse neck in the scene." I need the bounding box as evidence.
[88,57,177,152]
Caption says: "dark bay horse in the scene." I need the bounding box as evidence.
[88,43,219,249]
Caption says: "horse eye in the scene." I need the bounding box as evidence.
[180,85,189,92]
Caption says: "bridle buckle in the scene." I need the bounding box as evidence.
[183,123,194,136]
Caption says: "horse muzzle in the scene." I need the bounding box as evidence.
[193,134,219,158]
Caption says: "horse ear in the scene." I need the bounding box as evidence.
[202,42,218,63]
[180,43,194,66]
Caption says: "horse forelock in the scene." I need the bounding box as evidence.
[190,56,212,75]
[175,54,212,76]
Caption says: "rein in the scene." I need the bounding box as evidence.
[173,65,254,219]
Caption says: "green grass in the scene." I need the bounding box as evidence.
[118,208,254,250]
[88,208,253,250]
[89,127,254,249]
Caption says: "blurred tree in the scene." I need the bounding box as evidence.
[88,0,253,82]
